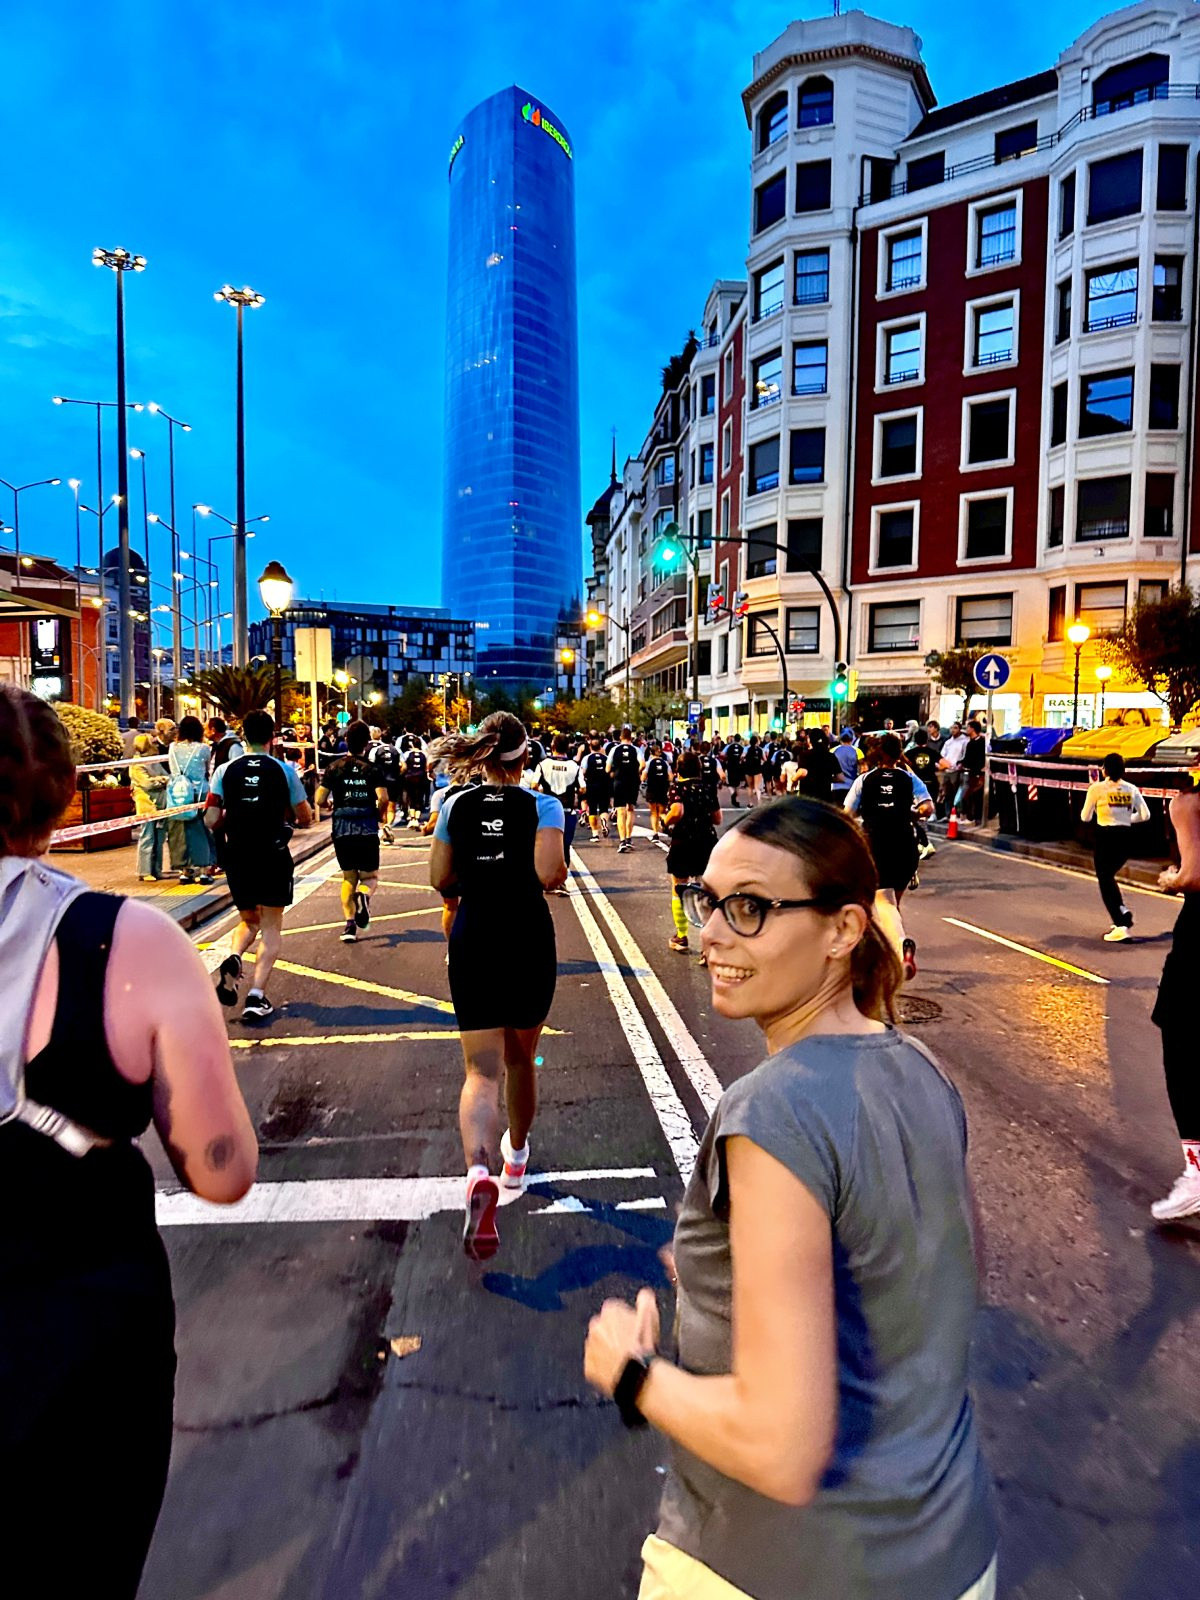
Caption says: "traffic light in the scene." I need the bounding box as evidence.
[733,590,750,618]
[831,661,849,702]
[771,715,784,732]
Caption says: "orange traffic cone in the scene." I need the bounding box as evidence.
[946,806,959,840]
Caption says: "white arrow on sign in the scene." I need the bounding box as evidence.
[981,658,1003,687]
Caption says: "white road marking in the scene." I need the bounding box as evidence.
[534,1196,667,1216]
[943,916,1110,985]
[570,851,723,1116]
[155,1167,658,1226]
[567,861,700,1182]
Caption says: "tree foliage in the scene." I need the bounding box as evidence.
[188,663,295,720]
[1104,584,1200,726]
[927,648,980,714]
[385,675,443,737]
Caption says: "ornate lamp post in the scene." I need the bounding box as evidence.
[1067,620,1091,728]
[258,559,295,732]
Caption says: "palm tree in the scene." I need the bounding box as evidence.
[187,663,295,720]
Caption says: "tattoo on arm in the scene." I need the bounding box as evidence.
[205,1135,236,1172]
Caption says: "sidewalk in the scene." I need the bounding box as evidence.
[927,816,1170,891]
[50,821,334,931]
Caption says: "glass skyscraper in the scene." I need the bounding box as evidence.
[442,85,582,691]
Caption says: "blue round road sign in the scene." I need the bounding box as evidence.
[972,652,1011,692]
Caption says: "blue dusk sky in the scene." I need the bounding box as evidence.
[1,0,1105,622]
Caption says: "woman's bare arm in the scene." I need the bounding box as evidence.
[105,901,257,1203]
[535,826,568,889]
[429,835,458,895]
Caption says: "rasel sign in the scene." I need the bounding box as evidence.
[521,101,572,160]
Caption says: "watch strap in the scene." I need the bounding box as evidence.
[614,1353,652,1428]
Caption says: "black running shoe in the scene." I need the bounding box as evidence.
[215,954,243,1008]
[241,991,274,1022]
[355,891,371,930]
[341,918,357,943]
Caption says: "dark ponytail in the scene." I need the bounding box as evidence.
[734,796,903,1021]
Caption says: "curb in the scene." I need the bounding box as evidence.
[167,827,334,933]
[927,820,1169,891]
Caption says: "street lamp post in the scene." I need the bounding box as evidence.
[147,513,187,690]
[93,246,146,721]
[146,404,191,690]
[79,498,120,704]
[558,647,576,702]
[181,549,219,669]
[1067,621,1091,728]
[1095,663,1113,728]
[215,285,266,666]
[258,560,295,732]
[585,607,632,712]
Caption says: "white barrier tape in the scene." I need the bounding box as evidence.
[50,801,202,845]
[986,756,1189,802]
[76,753,170,774]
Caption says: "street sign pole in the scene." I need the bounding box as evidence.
[971,652,1011,828]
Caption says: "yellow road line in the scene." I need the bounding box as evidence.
[270,958,566,1033]
[231,1030,463,1049]
[942,916,1109,985]
[283,908,440,935]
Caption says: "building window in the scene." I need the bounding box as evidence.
[1139,579,1169,608]
[966,396,1013,465]
[653,506,675,536]
[975,200,1018,268]
[789,428,825,485]
[795,160,832,213]
[786,517,822,571]
[962,494,1010,561]
[752,349,783,408]
[1055,279,1072,344]
[1145,473,1175,539]
[1059,171,1076,239]
[1085,262,1138,330]
[995,121,1037,163]
[785,606,820,653]
[1075,581,1127,635]
[874,506,916,569]
[757,90,788,152]
[1048,485,1065,548]
[701,374,716,414]
[1088,151,1142,225]
[720,491,731,540]
[718,634,729,674]
[886,229,923,291]
[1158,144,1188,211]
[746,524,778,578]
[721,421,732,473]
[656,455,676,486]
[1149,365,1181,429]
[798,75,833,127]
[700,443,714,483]
[907,151,945,192]
[971,299,1015,367]
[878,413,919,478]
[868,155,897,203]
[869,601,920,652]
[747,614,778,656]
[748,437,780,495]
[1153,257,1184,322]
[1079,369,1134,436]
[957,593,1013,647]
[792,341,828,396]
[1076,476,1131,541]
[696,508,713,548]
[1093,53,1168,113]
[755,170,787,233]
[794,248,830,305]
[723,348,734,397]
[754,259,785,321]
[1048,584,1067,641]
[884,322,922,384]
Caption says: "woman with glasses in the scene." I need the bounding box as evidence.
[584,796,996,1600]
[663,751,722,957]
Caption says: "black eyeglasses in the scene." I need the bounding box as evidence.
[680,883,835,938]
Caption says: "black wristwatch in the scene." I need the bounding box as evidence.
[613,1353,654,1428]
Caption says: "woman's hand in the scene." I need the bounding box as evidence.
[1159,865,1180,893]
[584,1287,660,1397]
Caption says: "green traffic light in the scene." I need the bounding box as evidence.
[831,678,849,700]
[660,545,679,564]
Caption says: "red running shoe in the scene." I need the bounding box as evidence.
[463,1171,500,1261]
[902,938,917,983]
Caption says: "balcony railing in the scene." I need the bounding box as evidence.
[886,271,922,292]
[973,348,1013,367]
[752,387,783,408]
[792,379,828,396]
[1083,310,1137,333]
[752,301,784,324]
[794,288,830,306]
[1078,518,1131,541]
[884,366,920,384]
[859,82,1200,206]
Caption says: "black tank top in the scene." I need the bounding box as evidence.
[1,894,163,1277]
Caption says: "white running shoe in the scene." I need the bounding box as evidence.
[919,842,937,860]
[1151,1167,1200,1223]
[1103,926,1131,942]
[500,1129,529,1189]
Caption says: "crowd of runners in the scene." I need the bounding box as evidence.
[4,681,1200,1598]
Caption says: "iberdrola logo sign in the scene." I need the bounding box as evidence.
[521,101,572,160]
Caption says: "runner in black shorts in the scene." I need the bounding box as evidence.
[316,720,388,944]
[642,740,671,841]
[607,725,642,854]
[402,743,430,827]
[1151,785,1200,1221]
[845,732,930,983]
[663,751,722,958]
[429,712,567,1260]
[204,709,313,1023]
[580,736,612,843]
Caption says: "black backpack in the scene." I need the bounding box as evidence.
[220,754,293,848]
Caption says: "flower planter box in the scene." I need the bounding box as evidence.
[52,784,136,853]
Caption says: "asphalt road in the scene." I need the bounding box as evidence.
[138,811,1200,1600]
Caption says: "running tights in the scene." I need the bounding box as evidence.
[1162,1024,1198,1140]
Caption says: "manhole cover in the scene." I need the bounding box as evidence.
[896,996,944,1025]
